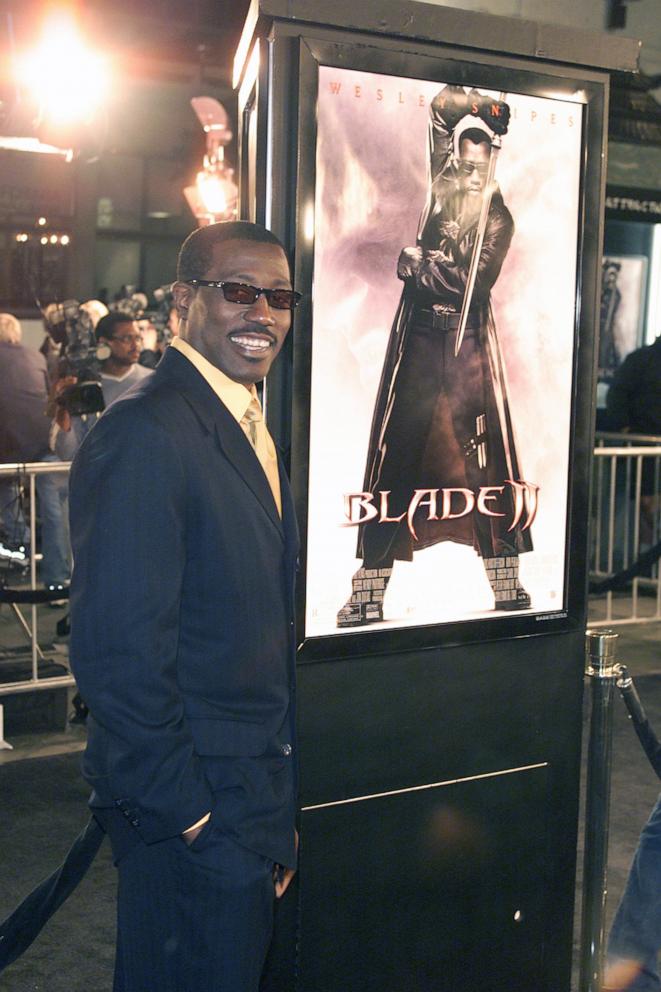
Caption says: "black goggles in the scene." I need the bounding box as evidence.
[185,279,302,310]
[456,161,490,179]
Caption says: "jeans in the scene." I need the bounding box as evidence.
[36,454,71,588]
[608,792,661,990]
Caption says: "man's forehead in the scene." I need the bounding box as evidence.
[206,239,290,279]
[459,138,490,159]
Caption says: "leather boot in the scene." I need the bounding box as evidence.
[336,565,392,627]
[483,555,531,611]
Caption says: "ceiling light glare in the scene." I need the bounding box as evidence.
[16,13,110,127]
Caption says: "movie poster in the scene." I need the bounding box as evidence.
[304,66,584,638]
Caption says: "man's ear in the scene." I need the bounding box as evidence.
[171,281,193,320]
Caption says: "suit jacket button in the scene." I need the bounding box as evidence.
[281,743,292,756]
[130,818,140,828]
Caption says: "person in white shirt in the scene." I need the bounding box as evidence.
[54,312,152,459]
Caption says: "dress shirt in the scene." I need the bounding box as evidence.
[169,337,281,515]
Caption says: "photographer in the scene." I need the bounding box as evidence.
[55,312,152,458]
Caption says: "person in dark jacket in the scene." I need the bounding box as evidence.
[606,335,661,438]
[605,334,661,546]
[0,312,71,588]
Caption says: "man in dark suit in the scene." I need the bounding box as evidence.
[68,221,301,992]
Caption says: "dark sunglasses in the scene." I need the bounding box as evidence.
[456,161,490,179]
[185,279,302,310]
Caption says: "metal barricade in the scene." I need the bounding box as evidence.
[0,461,75,748]
[589,433,661,626]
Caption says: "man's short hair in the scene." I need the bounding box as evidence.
[177,221,287,283]
[95,311,135,342]
[458,127,492,155]
[0,313,21,344]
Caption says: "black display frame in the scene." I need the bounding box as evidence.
[281,30,607,663]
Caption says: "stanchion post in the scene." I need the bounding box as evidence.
[579,629,619,992]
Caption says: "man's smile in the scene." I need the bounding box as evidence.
[228,330,277,355]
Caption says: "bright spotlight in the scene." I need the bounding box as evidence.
[184,98,238,227]
[15,13,110,127]
[196,170,229,216]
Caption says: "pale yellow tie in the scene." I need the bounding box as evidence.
[241,394,282,517]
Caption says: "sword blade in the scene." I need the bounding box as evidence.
[455,90,507,357]
[454,143,500,357]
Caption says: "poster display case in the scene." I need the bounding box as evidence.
[234,3,639,989]
[303,60,584,643]
[268,28,613,660]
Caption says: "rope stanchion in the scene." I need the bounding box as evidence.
[0,586,70,605]
[580,629,619,992]
[615,665,661,780]
[0,817,105,973]
[579,640,661,992]
[616,665,661,778]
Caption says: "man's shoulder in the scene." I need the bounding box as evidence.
[95,360,210,450]
[83,349,223,457]
[71,380,188,482]
[101,370,185,426]
[0,341,47,375]
[489,193,513,229]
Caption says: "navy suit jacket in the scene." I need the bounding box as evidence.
[68,347,299,868]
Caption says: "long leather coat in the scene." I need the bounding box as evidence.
[357,106,533,566]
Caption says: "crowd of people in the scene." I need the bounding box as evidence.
[0,295,177,598]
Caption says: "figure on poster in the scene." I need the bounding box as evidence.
[337,84,534,627]
[600,259,622,375]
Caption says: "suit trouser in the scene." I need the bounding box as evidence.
[114,826,276,992]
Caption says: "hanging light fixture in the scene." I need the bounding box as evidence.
[184,97,238,226]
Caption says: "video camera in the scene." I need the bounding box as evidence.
[112,283,175,346]
[109,286,148,321]
[42,300,105,417]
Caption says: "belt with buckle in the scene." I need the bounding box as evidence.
[414,306,483,332]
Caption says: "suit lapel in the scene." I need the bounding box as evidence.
[155,348,284,541]
[213,415,284,541]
